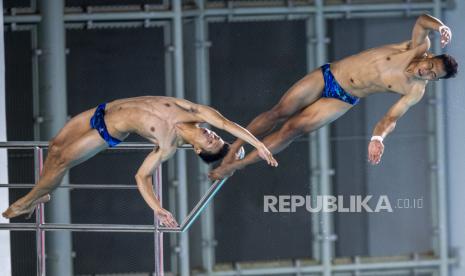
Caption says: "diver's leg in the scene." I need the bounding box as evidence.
[223,69,324,163]
[50,107,97,147]
[2,131,108,219]
[211,98,352,179]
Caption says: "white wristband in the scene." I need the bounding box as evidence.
[371,136,384,143]
[439,25,450,33]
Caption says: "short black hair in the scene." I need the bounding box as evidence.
[436,54,458,79]
[198,143,230,164]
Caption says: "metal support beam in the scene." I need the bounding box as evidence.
[163,20,179,276]
[154,167,164,276]
[33,148,45,276]
[305,16,321,262]
[172,1,190,274]
[194,0,216,273]
[432,1,449,275]
[31,26,40,140]
[0,141,193,150]
[64,11,175,22]
[37,1,73,275]
[2,11,433,31]
[202,2,438,17]
[192,258,456,276]
[314,1,336,276]
[0,1,11,274]
[158,178,230,233]
[3,2,448,27]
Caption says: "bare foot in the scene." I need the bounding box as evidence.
[209,163,239,180]
[2,194,51,219]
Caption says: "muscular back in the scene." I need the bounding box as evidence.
[330,40,428,98]
[101,96,200,147]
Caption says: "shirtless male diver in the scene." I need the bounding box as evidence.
[2,96,278,226]
[210,13,458,180]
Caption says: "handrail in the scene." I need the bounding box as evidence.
[0,223,157,232]
[0,180,229,233]
[0,141,193,150]
[0,183,138,189]
[0,140,231,234]
[0,179,230,233]
[159,177,229,233]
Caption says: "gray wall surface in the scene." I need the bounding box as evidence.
[362,18,432,256]
[331,17,432,258]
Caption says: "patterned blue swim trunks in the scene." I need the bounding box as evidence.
[90,103,122,147]
[320,63,360,105]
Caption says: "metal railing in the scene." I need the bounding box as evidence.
[0,141,230,276]
[0,141,228,233]
[3,1,450,27]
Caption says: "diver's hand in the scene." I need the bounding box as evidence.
[257,144,278,167]
[368,140,384,165]
[439,25,452,48]
[155,207,178,228]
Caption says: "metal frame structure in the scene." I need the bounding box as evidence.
[3,1,452,30]
[0,141,231,276]
[0,146,230,233]
[1,0,454,275]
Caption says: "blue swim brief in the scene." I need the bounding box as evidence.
[320,63,360,105]
[90,103,122,147]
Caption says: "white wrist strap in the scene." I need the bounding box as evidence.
[371,136,384,142]
[439,25,450,33]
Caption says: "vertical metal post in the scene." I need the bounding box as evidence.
[31,26,40,141]
[0,3,11,275]
[38,1,73,275]
[315,1,335,276]
[154,166,164,276]
[163,22,180,275]
[432,1,449,275]
[305,16,321,262]
[427,52,440,269]
[38,0,68,137]
[194,0,216,273]
[164,22,174,100]
[31,0,37,12]
[34,147,45,276]
[172,0,190,275]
